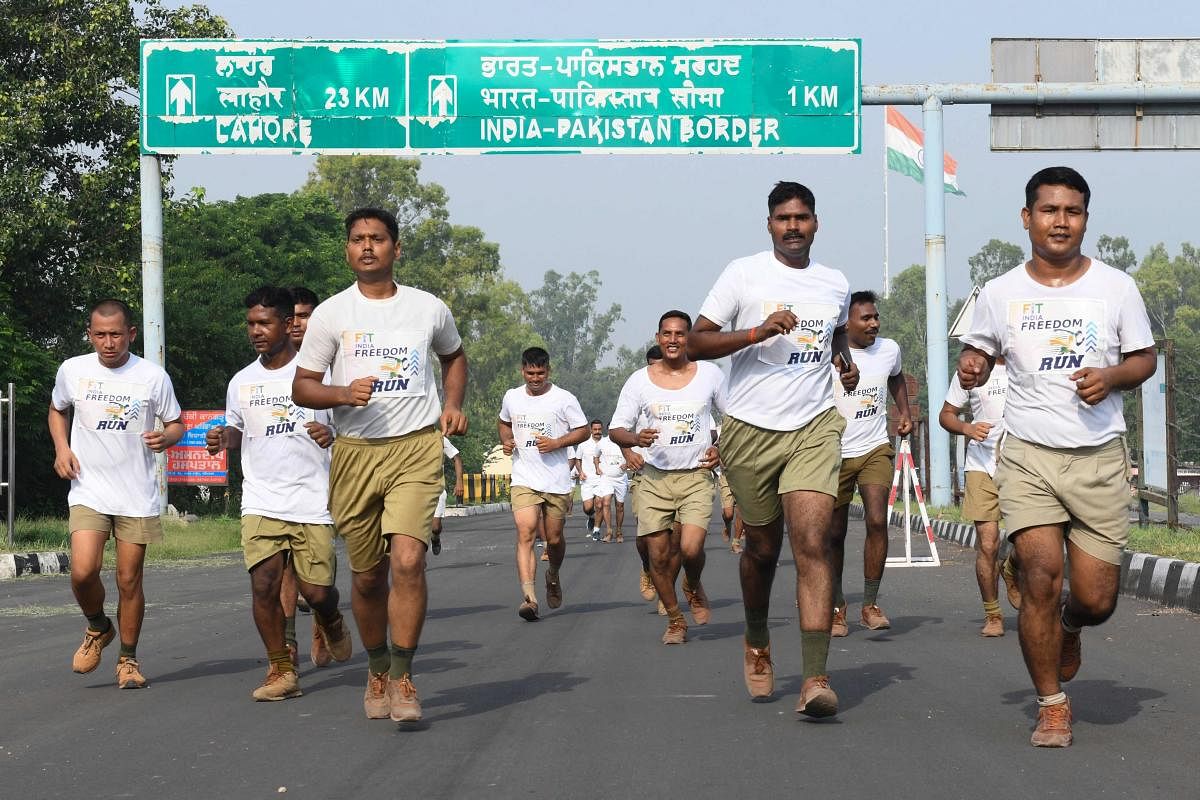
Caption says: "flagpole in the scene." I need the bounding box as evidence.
[883,107,890,299]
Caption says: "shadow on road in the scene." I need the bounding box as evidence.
[1000,679,1166,724]
[148,656,263,684]
[427,604,506,620]
[421,670,588,722]
[857,614,945,639]
[553,600,645,617]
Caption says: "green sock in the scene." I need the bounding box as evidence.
[800,631,831,679]
[389,644,416,679]
[86,611,111,634]
[863,579,882,607]
[118,643,136,659]
[366,643,390,675]
[744,607,770,648]
[833,585,846,609]
[283,615,297,647]
[983,599,1002,616]
[268,648,295,674]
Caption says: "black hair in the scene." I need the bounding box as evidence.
[658,309,692,331]
[645,345,663,363]
[243,285,295,323]
[849,290,878,308]
[590,419,603,427]
[521,346,550,368]
[1025,167,1090,211]
[767,181,817,215]
[89,298,134,328]
[344,207,400,243]
[290,286,320,307]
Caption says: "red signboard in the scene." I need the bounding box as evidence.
[167,410,227,485]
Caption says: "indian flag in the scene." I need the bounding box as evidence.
[885,106,965,196]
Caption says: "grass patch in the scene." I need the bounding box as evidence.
[1127,525,1200,563]
[1177,493,1200,516]
[1,516,242,565]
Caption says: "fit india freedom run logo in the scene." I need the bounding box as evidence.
[762,302,835,366]
[650,402,704,446]
[1016,301,1101,373]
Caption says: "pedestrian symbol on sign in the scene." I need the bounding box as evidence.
[428,75,457,121]
[166,74,195,116]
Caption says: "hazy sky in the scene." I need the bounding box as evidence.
[164,0,1200,352]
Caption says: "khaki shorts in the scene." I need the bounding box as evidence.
[511,485,572,520]
[720,408,846,527]
[329,426,442,572]
[636,465,715,536]
[962,470,1001,523]
[995,435,1130,566]
[835,442,895,508]
[716,472,734,509]
[629,473,643,517]
[69,505,163,544]
[241,514,336,586]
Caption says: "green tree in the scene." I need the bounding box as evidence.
[301,155,448,239]
[527,270,625,420]
[162,192,346,408]
[1096,234,1137,273]
[1,0,229,514]
[967,239,1024,287]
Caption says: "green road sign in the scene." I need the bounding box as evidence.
[141,39,860,155]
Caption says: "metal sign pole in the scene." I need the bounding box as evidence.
[140,155,168,515]
[3,383,13,547]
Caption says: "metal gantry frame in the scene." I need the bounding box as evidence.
[139,79,1200,511]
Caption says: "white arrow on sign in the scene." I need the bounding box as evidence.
[432,81,453,116]
[165,74,195,115]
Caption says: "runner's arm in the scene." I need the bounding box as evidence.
[47,404,79,479]
[293,366,373,409]
[438,347,468,435]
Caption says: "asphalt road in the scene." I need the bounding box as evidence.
[2,511,1197,800]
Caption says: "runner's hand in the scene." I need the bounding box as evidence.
[345,376,375,407]
[53,447,81,479]
[896,414,914,437]
[957,350,991,389]
[205,424,225,455]
[636,427,659,447]
[533,435,558,454]
[698,446,720,469]
[142,430,171,453]
[440,406,468,436]
[623,450,645,471]
[834,354,860,391]
[963,421,992,442]
[1070,367,1113,406]
[759,310,797,339]
[304,421,334,449]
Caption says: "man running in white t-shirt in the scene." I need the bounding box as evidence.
[206,286,353,701]
[611,311,726,644]
[829,291,912,636]
[689,181,858,718]
[575,421,606,540]
[940,357,1010,637]
[293,207,468,724]
[430,436,465,556]
[593,431,631,543]
[499,347,590,621]
[49,299,185,689]
[959,167,1155,747]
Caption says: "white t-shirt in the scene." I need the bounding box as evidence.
[698,250,851,431]
[961,260,1155,448]
[832,338,902,458]
[225,358,333,524]
[499,384,588,493]
[610,362,726,470]
[944,364,1008,476]
[576,437,604,482]
[595,437,629,485]
[296,282,462,439]
[51,353,182,517]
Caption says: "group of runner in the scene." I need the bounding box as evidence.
[50,165,1153,748]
